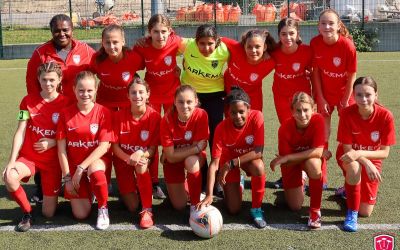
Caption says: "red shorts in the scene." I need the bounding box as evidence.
[64,156,111,200]
[17,156,62,197]
[325,94,355,115]
[113,158,137,195]
[221,162,253,183]
[163,152,206,184]
[336,147,380,205]
[273,94,293,125]
[280,163,306,189]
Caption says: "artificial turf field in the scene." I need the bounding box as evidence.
[0,53,399,249]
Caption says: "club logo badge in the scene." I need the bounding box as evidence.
[90,123,99,135]
[184,131,192,141]
[52,113,59,124]
[371,131,380,142]
[140,130,149,141]
[164,56,172,66]
[333,57,341,67]
[250,73,259,82]
[122,72,130,82]
[292,63,300,72]
[73,55,81,65]
[245,135,254,145]
[211,60,218,69]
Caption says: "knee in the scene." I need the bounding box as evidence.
[42,209,56,218]
[72,210,90,220]
[172,202,187,212]
[249,159,264,176]
[288,203,302,211]
[305,159,322,179]
[184,155,200,173]
[126,203,139,213]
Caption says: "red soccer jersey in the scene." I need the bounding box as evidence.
[133,34,182,105]
[90,50,144,109]
[56,103,113,167]
[271,44,312,97]
[278,113,325,156]
[18,94,68,168]
[160,108,209,150]
[26,39,95,100]
[310,35,357,98]
[113,106,161,154]
[212,110,264,161]
[337,104,396,165]
[222,37,275,111]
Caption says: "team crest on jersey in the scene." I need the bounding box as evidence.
[164,56,172,66]
[73,55,81,65]
[333,57,341,67]
[122,72,130,82]
[140,130,149,141]
[371,131,380,142]
[245,135,254,145]
[211,60,218,69]
[292,63,300,72]
[52,113,59,124]
[250,73,258,82]
[184,131,192,141]
[90,123,99,135]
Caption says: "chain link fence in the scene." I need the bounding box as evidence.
[1,0,400,56]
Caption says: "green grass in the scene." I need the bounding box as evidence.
[0,53,399,249]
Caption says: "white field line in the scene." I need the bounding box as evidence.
[0,223,399,232]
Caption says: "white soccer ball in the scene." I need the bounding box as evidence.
[189,205,223,238]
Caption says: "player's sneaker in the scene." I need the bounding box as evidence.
[139,210,154,229]
[343,210,358,232]
[308,210,321,229]
[239,174,245,194]
[152,185,167,199]
[335,186,347,199]
[250,208,267,229]
[273,177,283,189]
[16,213,32,232]
[96,207,110,230]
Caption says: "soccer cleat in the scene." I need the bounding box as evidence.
[16,213,32,232]
[343,210,358,232]
[152,185,167,199]
[308,210,322,229]
[250,208,267,229]
[273,177,283,189]
[29,193,43,204]
[239,175,245,194]
[322,183,328,191]
[139,210,154,229]
[335,186,347,199]
[96,207,110,230]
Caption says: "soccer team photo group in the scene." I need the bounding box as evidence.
[0,0,399,249]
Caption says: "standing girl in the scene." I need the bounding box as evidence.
[197,87,266,229]
[336,77,395,232]
[112,79,161,229]
[3,62,67,232]
[133,14,184,199]
[57,71,113,230]
[160,85,209,212]
[270,92,325,229]
[310,9,357,186]
[222,29,276,112]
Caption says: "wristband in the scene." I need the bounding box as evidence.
[77,165,87,172]
[237,157,241,168]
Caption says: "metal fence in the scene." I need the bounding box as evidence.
[1,0,400,56]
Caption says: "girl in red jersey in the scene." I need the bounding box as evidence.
[270,92,325,229]
[336,77,395,232]
[90,24,143,110]
[310,9,357,186]
[57,71,113,230]
[133,15,183,199]
[112,79,161,229]
[3,62,68,232]
[197,87,267,229]
[222,29,276,112]
[160,85,209,212]
[26,14,95,204]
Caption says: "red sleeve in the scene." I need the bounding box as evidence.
[26,50,42,95]
[346,39,357,73]
[221,37,238,50]
[160,116,174,147]
[150,112,161,146]
[98,107,113,142]
[253,111,265,147]
[211,122,224,159]
[19,96,28,110]
[311,114,326,148]
[111,111,121,143]
[278,123,292,156]
[88,53,98,73]
[381,111,396,146]
[130,50,145,72]
[56,111,67,140]
[337,110,352,144]
[193,109,209,141]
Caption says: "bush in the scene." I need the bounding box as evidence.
[349,26,379,52]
